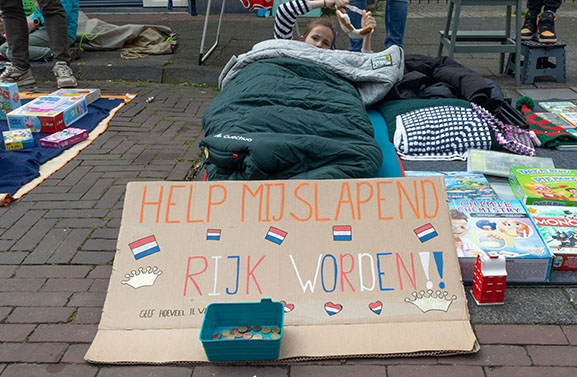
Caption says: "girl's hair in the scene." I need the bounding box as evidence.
[298,19,337,49]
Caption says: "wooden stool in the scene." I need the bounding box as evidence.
[505,40,567,84]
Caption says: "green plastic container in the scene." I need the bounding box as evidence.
[199,298,284,361]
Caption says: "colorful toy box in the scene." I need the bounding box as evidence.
[50,88,101,105]
[39,127,88,149]
[449,199,553,283]
[3,129,35,150]
[527,205,577,270]
[199,298,284,361]
[0,82,22,120]
[509,167,577,207]
[7,95,87,133]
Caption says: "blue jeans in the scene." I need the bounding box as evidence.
[347,0,409,51]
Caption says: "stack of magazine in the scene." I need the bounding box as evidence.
[538,100,577,150]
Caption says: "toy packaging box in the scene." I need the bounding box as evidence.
[449,199,553,283]
[0,82,22,120]
[50,88,101,105]
[405,171,499,200]
[7,95,88,133]
[3,129,35,150]
[509,167,577,207]
[39,127,88,149]
[526,205,577,270]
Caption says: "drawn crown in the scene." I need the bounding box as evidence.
[121,266,162,289]
[404,290,457,312]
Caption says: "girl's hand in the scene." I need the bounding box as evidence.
[325,0,349,9]
[361,10,376,30]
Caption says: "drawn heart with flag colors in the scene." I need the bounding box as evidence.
[281,300,294,313]
[324,302,343,316]
[369,301,382,315]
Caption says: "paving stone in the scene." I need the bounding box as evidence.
[0,292,70,306]
[1,210,46,240]
[0,324,36,341]
[0,307,11,321]
[67,292,106,307]
[0,363,98,377]
[527,345,577,366]
[87,266,112,279]
[55,218,108,228]
[89,279,110,292]
[442,345,531,366]
[71,307,102,324]
[486,366,577,377]
[7,307,75,323]
[475,325,568,345]
[562,326,577,345]
[15,266,91,278]
[192,365,287,377]
[42,278,93,292]
[47,228,93,264]
[81,239,117,251]
[44,209,109,219]
[71,251,115,265]
[99,366,194,377]
[10,218,58,252]
[0,266,16,278]
[0,278,45,292]
[22,227,69,264]
[0,252,27,264]
[0,343,67,362]
[29,324,97,343]
[388,365,485,377]
[0,240,16,251]
[61,343,91,363]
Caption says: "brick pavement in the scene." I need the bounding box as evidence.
[2,80,577,375]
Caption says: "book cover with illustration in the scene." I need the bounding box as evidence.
[539,101,577,114]
[449,199,552,283]
[405,171,499,200]
[509,167,577,207]
[526,205,577,270]
[467,149,555,178]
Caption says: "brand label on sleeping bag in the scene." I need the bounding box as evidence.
[371,55,393,70]
[213,134,253,142]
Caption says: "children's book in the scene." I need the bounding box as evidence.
[509,167,577,207]
[467,149,555,178]
[538,101,577,114]
[449,199,552,283]
[526,205,577,271]
[535,112,577,133]
[560,113,577,128]
[405,171,499,200]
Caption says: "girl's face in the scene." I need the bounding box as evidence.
[301,25,334,49]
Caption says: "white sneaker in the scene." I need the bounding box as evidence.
[52,61,77,88]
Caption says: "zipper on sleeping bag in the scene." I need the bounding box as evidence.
[203,147,247,170]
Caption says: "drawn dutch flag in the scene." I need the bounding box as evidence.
[128,235,160,260]
[333,225,352,241]
[206,229,221,241]
[265,226,287,245]
[414,223,438,243]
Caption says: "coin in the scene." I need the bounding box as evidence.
[253,334,263,339]
[243,332,253,339]
[212,333,222,340]
[270,333,280,340]
[221,330,230,337]
[233,329,243,338]
[271,327,281,334]
[225,334,235,340]
[262,326,271,334]
[252,325,262,332]
[238,326,249,333]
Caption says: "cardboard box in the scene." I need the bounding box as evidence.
[449,199,553,283]
[7,95,87,133]
[86,178,478,363]
[527,205,577,270]
[50,88,101,105]
[0,82,22,120]
[3,129,35,150]
[509,167,577,207]
[39,127,88,149]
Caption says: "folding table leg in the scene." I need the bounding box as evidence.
[199,0,227,65]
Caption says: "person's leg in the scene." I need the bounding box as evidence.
[537,0,561,43]
[542,0,561,12]
[36,0,71,64]
[347,0,366,52]
[0,0,30,69]
[384,0,408,48]
[28,29,54,62]
[522,0,544,40]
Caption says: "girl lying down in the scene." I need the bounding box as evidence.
[274,0,377,53]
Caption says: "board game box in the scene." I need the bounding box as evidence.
[405,171,499,200]
[509,167,577,207]
[7,95,88,133]
[449,199,552,283]
[0,82,22,120]
[3,129,35,150]
[39,127,89,149]
[50,88,101,105]
[526,205,577,271]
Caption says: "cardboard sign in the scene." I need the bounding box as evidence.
[86,178,477,363]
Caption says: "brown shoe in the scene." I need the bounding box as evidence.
[0,62,35,86]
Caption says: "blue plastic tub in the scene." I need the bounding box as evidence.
[200,298,284,361]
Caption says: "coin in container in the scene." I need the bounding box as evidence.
[270,333,280,340]
[238,326,249,333]
[272,327,281,334]
[221,330,230,337]
[253,334,263,339]
[212,333,222,340]
[242,332,253,339]
[262,326,271,334]
[252,325,262,332]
